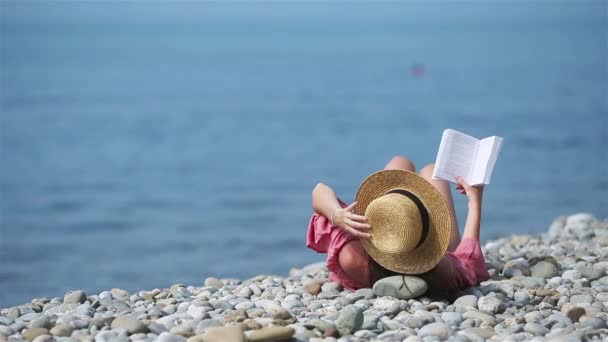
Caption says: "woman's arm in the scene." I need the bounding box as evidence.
[455,176,484,240]
[312,182,371,238]
[312,182,341,218]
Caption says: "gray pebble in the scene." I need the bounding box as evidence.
[64,290,87,304]
[477,295,503,314]
[524,322,549,336]
[580,316,607,329]
[530,261,558,279]
[418,322,449,339]
[335,304,363,336]
[441,312,463,327]
[453,295,478,309]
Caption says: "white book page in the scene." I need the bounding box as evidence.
[432,129,480,184]
[471,137,494,185]
[483,136,504,185]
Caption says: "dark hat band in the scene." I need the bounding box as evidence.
[386,189,430,249]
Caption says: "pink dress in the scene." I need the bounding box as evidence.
[306,200,490,290]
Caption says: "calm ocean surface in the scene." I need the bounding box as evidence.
[1,2,606,307]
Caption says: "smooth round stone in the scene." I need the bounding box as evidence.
[211,300,233,311]
[7,308,20,319]
[502,260,531,278]
[580,316,607,329]
[317,290,340,300]
[237,287,253,299]
[248,284,262,296]
[596,292,608,302]
[0,316,15,326]
[575,265,604,281]
[283,294,300,302]
[321,282,343,293]
[110,317,149,334]
[29,316,50,329]
[305,318,336,332]
[361,314,379,330]
[441,312,463,327]
[373,276,428,299]
[562,270,582,281]
[204,277,224,289]
[462,310,496,323]
[530,261,558,279]
[282,300,303,311]
[201,326,245,342]
[31,335,54,342]
[524,311,544,323]
[520,277,546,289]
[453,295,478,309]
[524,322,549,336]
[247,326,295,341]
[354,288,375,300]
[99,291,113,301]
[170,324,194,337]
[546,313,572,326]
[264,303,292,320]
[303,279,324,296]
[373,297,400,311]
[460,327,495,339]
[354,330,377,339]
[76,303,95,317]
[478,296,503,314]
[157,332,187,342]
[548,276,564,287]
[234,302,254,311]
[0,325,15,336]
[22,328,49,341]
[64,290,87,304]
[111,288,129,299]
[513,291,530,305]
[335,304,363,336]
[417,322,449,339]
[49,324,74,337]
[148,322,169,335]
[570,294,593,305]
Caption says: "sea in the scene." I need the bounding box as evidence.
[1,1,606,308]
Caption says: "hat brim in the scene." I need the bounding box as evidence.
[354,169,453,274]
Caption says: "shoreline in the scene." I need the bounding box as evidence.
[1,213,607,342]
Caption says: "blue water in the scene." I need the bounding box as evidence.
[1,2,606,308]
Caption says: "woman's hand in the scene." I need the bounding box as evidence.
[455,176,484,206]
[332,201,371,238]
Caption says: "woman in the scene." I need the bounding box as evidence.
[307,156,490,293]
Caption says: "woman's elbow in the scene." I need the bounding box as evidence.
[312,182,325,210]
[312,182,325,195]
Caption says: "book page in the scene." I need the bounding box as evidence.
[483,136,504,184]
[432,129,479,183]
[471,137,494,185]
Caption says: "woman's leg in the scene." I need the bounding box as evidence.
[338,240,371,288]
[384,155,416,172]
[418,163,461,252]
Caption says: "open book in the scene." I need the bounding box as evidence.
[432,129,504,186]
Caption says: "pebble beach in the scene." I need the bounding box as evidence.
[1,213,607,342]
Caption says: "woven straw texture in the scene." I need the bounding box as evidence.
[354,169,452,274]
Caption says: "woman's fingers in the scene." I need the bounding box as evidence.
[347,226,371,239]
[347,212,367,223]
[455,176,471,188]
[345,218,371,230]
[344,201,357,211]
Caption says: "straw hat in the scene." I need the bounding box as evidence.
[354,169,453,274]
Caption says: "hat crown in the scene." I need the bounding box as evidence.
[365,192,422,254]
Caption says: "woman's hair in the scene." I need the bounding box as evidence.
[368,255,399,285]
